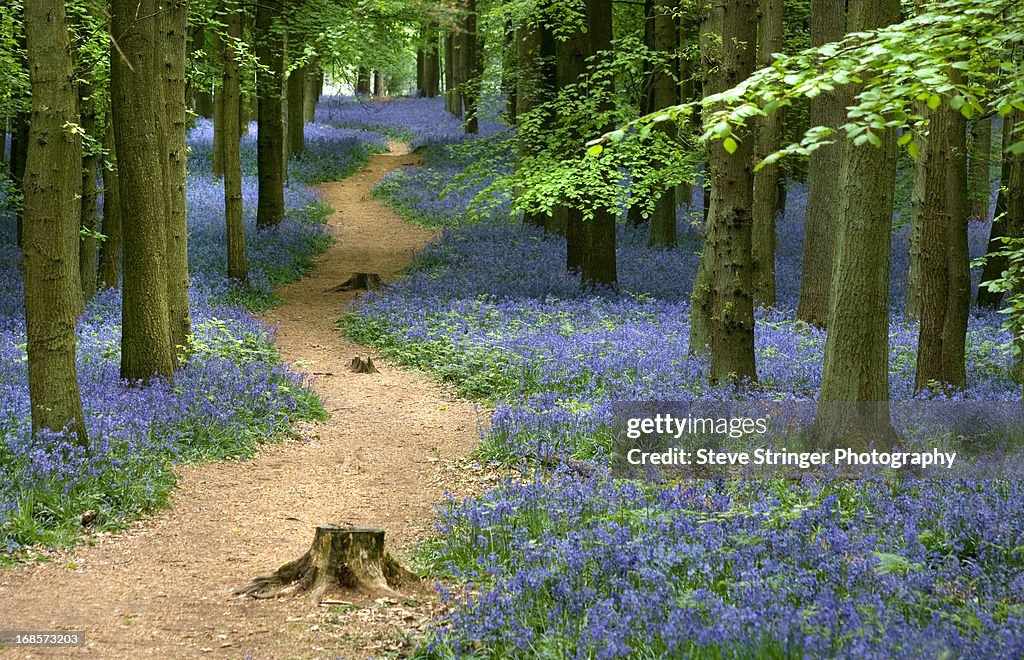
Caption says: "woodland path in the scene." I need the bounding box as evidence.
[0,143,484,658]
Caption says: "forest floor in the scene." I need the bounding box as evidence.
[0,143,492,658]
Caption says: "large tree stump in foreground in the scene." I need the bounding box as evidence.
[235,526,417,601]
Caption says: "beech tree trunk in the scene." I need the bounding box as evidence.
[222,0,249,282]
[287,61,306,156]
[815,0,901,450]
[256,0,286,228]
[978,111,1023,308]
[580,0,616,289]
[967,118,992,222]
[515,19,551,229]
[444,34,459,115]
[113,0,176,383]
[355,67,371,95]
[462,0,481,134]
[797,0,846,327]
[555,18,587,274]
[914,91,969,393]
[78,79,99,305]
[97,128,122,290]
[303,57,319,122]
[162,0,192,359]
[423,29,440,97]
[751,0,783,306]
[22,0,88,445]
[688,3,724,356]
[705,0,757,385]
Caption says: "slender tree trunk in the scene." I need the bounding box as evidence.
[646,0,679,248]
[797,0,846,327]
[257,0,286,228]
[98,128,122,289]
[10,110,29,246]
[444,34,459,114]
[424,29,440,97]
[967,118,993,221]
[355,67,371,95]
[417,45,426,96]
[223,0,248,282]
[751,0,783,306]
[705,0,757,385]
[303,56,319,121]
[978,111,1023,308]
[463,0,481,134]
[688,1,724,356]
[906,124,926,320]
[815,0,900,449]
[555,16,587,274]
[78,79,99,305]
[112,0,176,382]
[22,0,88,444]
[581,0,616,288]
[516,19,546,229]
[287,62,306,156]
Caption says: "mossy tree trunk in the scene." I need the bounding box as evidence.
[796,0,846,327]
[256,0,286,229]
[22,0,88,445]
[113,0,176,383]
[222,0,249,283]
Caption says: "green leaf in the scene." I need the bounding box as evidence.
[907,140,920,159]
[865,131,881,147]
[586,144,603,157]
[723,136,738,154]
[926,94,941,110]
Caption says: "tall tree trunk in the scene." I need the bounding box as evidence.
[967,118,993,221]
[463,0,481,134]
[705,0,757,385]
[22,0,88,444]
[9,110,29,246]
[97,128,122,289]
[444,33,459,114]
[978,111,1023,308]
[372,70,383,97]
[303,56,319,121]
[424,29,440,97]
[223,0,248,282]
[815,0,901,450]
[580,0,616,288]
[257,0,286,228]
[355,67,371,95]
[161,0,191,359]
[797,0,846,327]
[688,1,724,356]
[78,79,99,305]
[287,62,306,156]
[112,0,176,383]
[555,15,587,274]
[516,19,547,229]
[751,0,783,306]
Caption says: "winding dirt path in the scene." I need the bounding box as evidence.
[0,144,483,658]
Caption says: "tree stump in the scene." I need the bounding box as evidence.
[328,272,381,292]
[349,356,378,373]
[235,526,417,601]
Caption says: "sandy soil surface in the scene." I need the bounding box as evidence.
[0,143,490,659]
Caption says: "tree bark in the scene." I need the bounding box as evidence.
[967,118,992,222]
[705,0,757,385]
[303,57,319,121]
[113,0,176,383]
[688,1,724,356]
[515,18,548,229]
[78,78,99,305]
[222,0,249,282]
[796,0,846,327]
[22,0,88,444]
[162,0,192,360]
[751,0,783,306]
[355,67,371,95]
[555,15,588,274]
[257,0,286,229]
[580,0,616,288]
[97,128,122,290]
[287,61,306,156]
[423,28,440,97]
[978,111,1023,308]
[815,0,901,450]
[444,33,459,114]
[462,0,481,134]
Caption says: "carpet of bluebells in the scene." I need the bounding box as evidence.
[0,113,388,559]
[340,99,1024,657]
